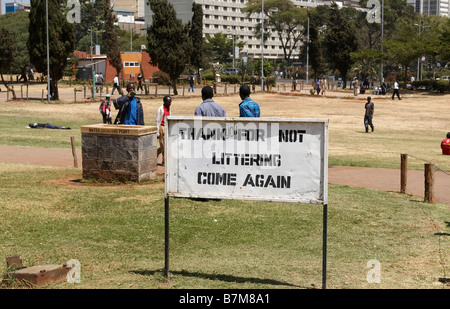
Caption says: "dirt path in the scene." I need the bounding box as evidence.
[1,144,449,205]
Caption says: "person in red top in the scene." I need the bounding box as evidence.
[441,132,450,155]
[155,96,171,165]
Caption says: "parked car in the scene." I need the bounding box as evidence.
[225,68,240,75]
[440,76,449,81]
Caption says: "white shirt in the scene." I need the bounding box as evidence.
[114,76,119,85]
[394,82,399,89]
[155,105,169,136]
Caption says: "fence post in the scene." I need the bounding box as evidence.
[71,136,78,168]
[424,163,435,203]
[400,154,408,194]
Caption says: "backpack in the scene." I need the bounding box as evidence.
[99,100,110,115]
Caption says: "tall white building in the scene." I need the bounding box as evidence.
[142,0,336,60]
[408,0,449,17]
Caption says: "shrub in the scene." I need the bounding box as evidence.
[265,76,277,87]
[221,74,241,84]
[412,80,450,93]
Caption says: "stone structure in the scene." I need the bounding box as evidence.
[81,124,158,182]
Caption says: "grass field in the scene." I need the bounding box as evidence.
[0,85,448,289]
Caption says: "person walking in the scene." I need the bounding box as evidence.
[111,74,122,95]
[194,86,226,117]
[188,74,195,92]
[113,83,144,125]
[239,84,260,117]
[99,94,112,124]
[137,73,143,92]
[392,80,401,100]
[364,96,374,133]
[155,96,171,165]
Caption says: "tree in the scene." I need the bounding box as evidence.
[0,26,17,98]
[243,0,307,65]
[0,11,30,83]
[102,1,122,75]
[383,16,429,82]
[350,49,385,81]
[28,0,75,100]
[147,0,192,95]
[189,2,203,79]
[76,0,106,52]
[304,9,323,80]
[439,18,450,62]
[203,33,234,64]
[323,2,358,88]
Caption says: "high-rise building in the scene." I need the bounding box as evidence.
[113,0,363,60]
[142,0,324,60]
[408,0,449,17]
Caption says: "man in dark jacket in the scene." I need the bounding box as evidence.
[364,96,374,133]
[113,83,145,125]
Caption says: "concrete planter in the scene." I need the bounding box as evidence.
[81,124,158,182]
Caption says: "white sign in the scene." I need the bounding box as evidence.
[165,117,328,204]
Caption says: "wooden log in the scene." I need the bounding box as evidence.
[424,163,435,203]
[400,154,408,194]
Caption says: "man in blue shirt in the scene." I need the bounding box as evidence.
[194,86,226,117]
[113,83,145,125]
[239,84,260,117]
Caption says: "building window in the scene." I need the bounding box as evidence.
[124,62,140,67]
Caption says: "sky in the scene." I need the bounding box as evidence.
[1,0,30,15]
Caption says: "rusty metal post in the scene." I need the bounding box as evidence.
[424,163,435,203]
[400,154,408,194]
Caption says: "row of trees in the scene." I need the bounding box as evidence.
[0,0,205,98]
[243,0,450,87]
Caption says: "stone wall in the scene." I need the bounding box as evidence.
[81,124,158,182]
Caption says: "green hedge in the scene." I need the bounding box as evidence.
[411,80,450,93]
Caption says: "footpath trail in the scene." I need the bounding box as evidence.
[1,144,449,205]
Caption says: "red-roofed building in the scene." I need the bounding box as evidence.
[73,51,159,83]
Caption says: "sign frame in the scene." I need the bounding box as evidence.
[163,116,329,288]
[164,117,328,204]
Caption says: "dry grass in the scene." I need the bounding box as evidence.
[0,85,449,290]
[1,84,448,171]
